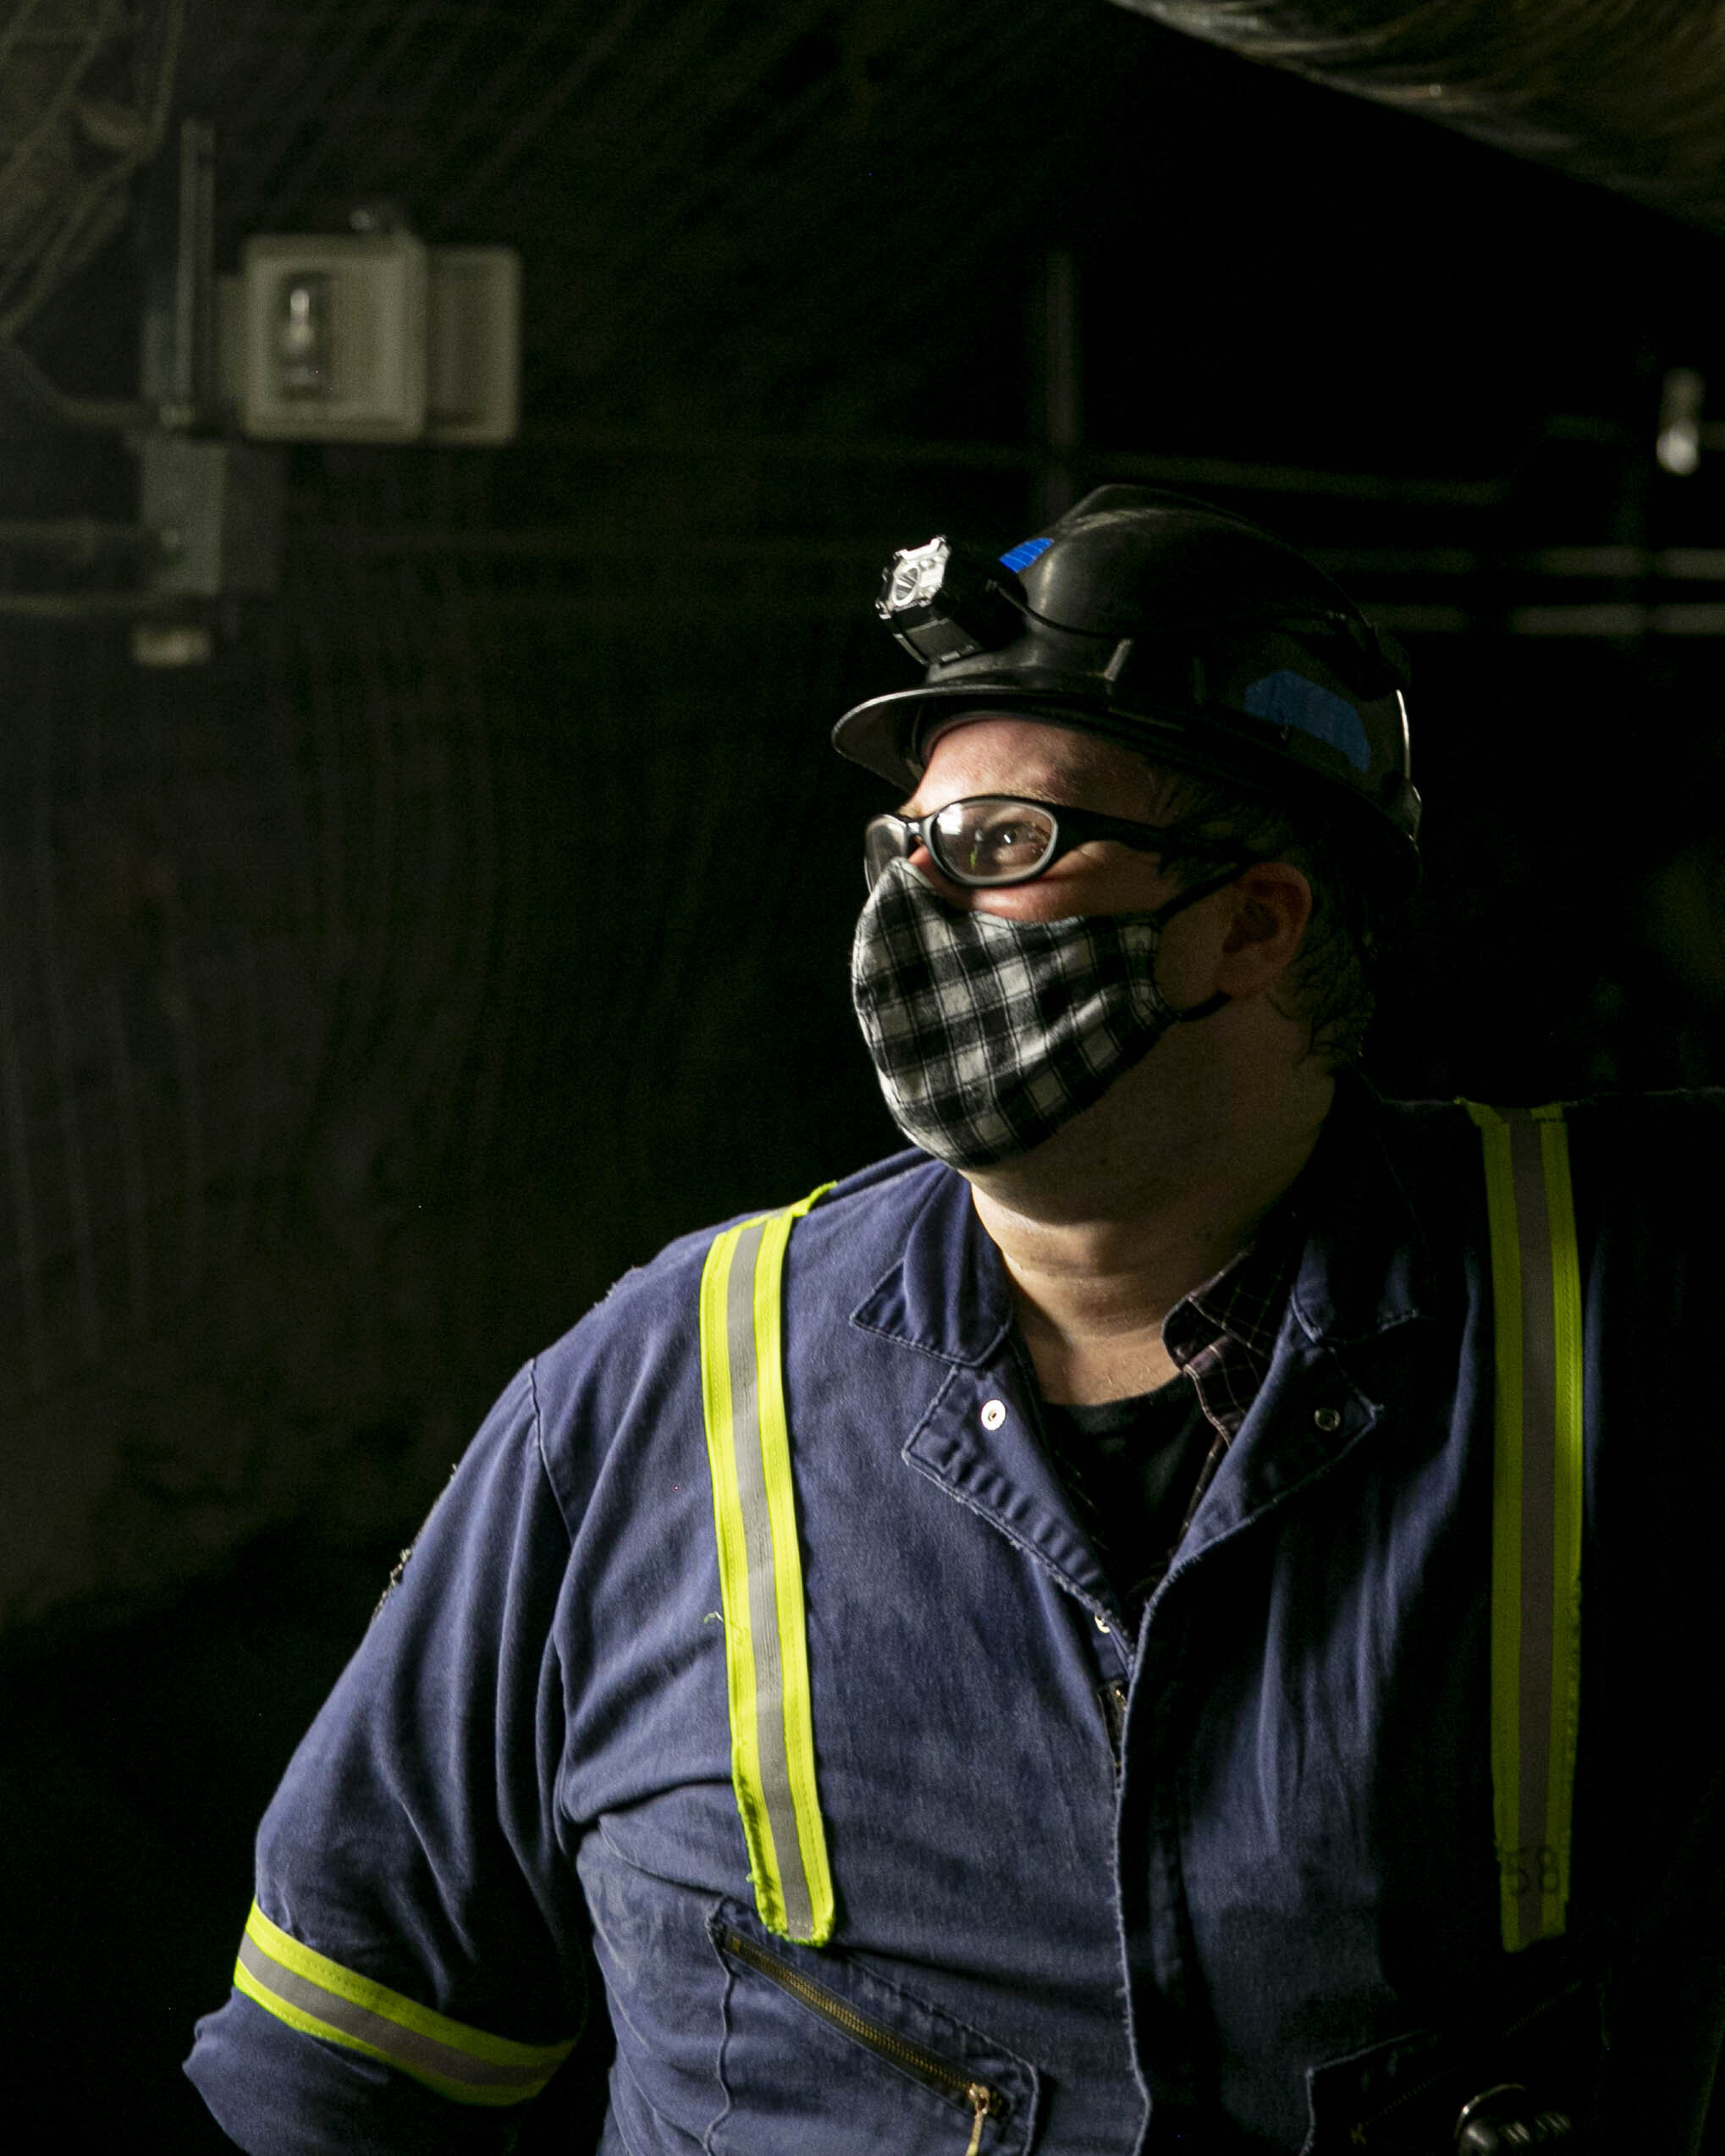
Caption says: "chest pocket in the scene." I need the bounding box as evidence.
[708,1900,1041,2156]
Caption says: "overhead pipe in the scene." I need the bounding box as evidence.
[1110,2,1725,238]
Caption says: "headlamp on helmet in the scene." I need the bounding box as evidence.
[875,536,1028,666]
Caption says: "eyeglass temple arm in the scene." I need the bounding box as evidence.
[1079,811,1250,861]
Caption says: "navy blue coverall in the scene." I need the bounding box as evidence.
[186,1078,1725,2153]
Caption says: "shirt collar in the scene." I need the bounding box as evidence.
[1162,1200,1306,1372]
[848,1071,1436,1368]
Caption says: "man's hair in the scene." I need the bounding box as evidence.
[1144,764,1397,1072]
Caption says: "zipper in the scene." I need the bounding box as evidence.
[717,1925,1004,2153]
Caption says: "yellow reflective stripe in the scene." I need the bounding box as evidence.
[698,1185,835,1945]
[234,1900,574,2106]
[1539,1108,1584,1944]
[752,1199,837,1944]
[701,1216,784,1927]
[1463,1101,1582,1951]
[1467,1099,1528,1948]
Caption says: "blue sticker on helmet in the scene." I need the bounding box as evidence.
[999,536,1052,574]
[1243,670,1372,772]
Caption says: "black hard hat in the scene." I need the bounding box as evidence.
[832,484,1421,902]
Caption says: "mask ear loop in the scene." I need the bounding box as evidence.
[1148,857,1263,1023]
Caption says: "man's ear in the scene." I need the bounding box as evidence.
[1216,863,1313,996]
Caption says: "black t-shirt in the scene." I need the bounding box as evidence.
[1037,1375,1216,1633]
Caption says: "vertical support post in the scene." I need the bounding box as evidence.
[177,119,217,415]
[140,118,216,421]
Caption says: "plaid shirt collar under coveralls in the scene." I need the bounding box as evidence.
[1157,1188,1309,1556]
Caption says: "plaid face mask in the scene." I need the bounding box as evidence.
[851,857,1241,1170]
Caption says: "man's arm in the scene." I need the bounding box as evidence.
[185,1361,591,2155]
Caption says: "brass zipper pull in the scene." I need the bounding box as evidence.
[963,2082,990,2156]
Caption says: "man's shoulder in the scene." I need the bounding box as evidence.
[1359,1081,1725,1238]
[529,1145,951,1383]
[1366,1079,1725,1144]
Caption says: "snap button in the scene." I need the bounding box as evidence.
[1095,1612,1111,1633]
[979,1399,1006,1431]
[1314,1407,1342,1432]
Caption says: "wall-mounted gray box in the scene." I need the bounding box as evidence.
[218,240,519,444]
[237,231,428,442]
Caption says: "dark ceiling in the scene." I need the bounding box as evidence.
[212,3,1725,430]
[38,0,1722,466]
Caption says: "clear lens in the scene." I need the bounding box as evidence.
[863,816,907,891]
[930,798,1057,884]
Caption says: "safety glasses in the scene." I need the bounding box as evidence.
[862,794,1245,891]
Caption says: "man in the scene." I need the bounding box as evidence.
[187,488,1725,2153]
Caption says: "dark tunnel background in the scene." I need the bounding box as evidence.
[7,0,1725,2144]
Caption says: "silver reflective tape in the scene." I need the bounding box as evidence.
[236,1933,547,2091]
[1508,1111,1557,1949]
[724,1213,814,1944]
